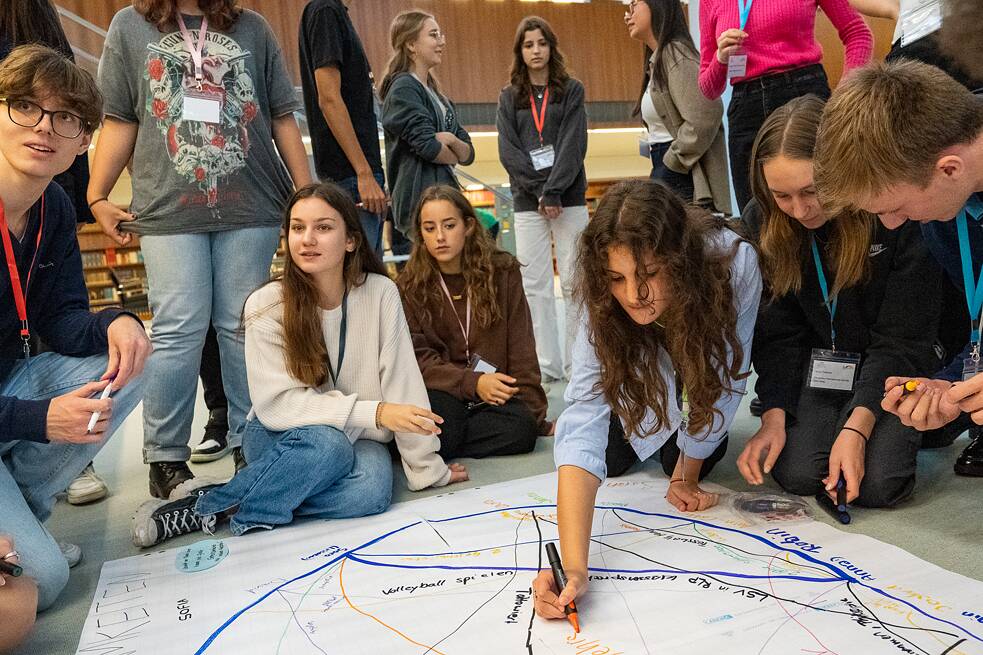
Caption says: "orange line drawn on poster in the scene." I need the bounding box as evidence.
[338,557,448,655]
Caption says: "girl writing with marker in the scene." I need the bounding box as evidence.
[399,185,551,460]
[736,96,943,508]
[532,178,762,619]
[132,183,467,547]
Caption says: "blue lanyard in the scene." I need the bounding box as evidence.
[738,0,753,30]
[811,236,838,349]
[955,198,983,343]
[328,290,349,387]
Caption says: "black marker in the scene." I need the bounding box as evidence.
[815,481,851,525]
[545,542,580,633]
[0,560,23,577]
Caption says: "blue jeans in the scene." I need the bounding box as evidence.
[0,353,143,610]
[333,173,385,258]
[649,141,695,204]
[139,227,280,463]
[195,419,393,536]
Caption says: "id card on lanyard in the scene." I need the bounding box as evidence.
[529,89,555,171]
[177,14,223,124]
[955,198,983,380]
[0,195,45,364]
[727,0,753,79]
[807,236,861,391]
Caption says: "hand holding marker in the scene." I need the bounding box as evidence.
[545,542,580,633]
[86,378,114,433]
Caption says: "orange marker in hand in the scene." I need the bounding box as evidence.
[899,379,920,396]
[545,542,580,633]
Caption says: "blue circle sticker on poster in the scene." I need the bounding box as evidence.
[175,539,228,573]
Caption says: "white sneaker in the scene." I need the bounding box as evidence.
[67,464,109,505]
[59,541,82,568]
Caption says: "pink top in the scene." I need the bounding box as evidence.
[698,0,873,100]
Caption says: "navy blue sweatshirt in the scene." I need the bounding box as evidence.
[1,183,132,443]
[743,201,944,418]
[920,193,983,381]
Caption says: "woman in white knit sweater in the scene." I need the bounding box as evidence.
[132,183,468,547]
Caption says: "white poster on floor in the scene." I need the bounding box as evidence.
[75,472,983,654]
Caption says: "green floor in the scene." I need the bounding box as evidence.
[16,381,983,655]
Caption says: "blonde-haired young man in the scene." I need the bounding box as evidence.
[814,58,983,477]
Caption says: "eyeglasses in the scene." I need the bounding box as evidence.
[0,97,85,139]
[625,0,641,16]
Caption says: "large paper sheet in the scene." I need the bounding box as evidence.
[76,472,983,654]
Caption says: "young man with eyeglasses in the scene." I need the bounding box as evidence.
[0,44,150,645]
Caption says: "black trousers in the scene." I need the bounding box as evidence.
[605,412,728,480]
[727,64,830,214]
[428,390,538,460]
[649,141,695,204]
[770,385,920,508]
[200,325,228,422]
[886,34,983,93]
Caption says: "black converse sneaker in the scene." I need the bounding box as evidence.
[132,485,220,548]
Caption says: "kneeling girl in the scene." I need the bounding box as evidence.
[736,95,942,508]
[534,179,762,620]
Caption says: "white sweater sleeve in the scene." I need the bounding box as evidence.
[244,285,379,432]
[377,282,453,490]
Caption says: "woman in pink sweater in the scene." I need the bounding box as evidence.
[698,0,872,212]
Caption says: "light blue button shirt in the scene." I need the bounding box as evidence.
[553,229,762,481]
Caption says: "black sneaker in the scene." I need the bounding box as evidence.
[131,485,220,548]
[148,461,194,499]
[954,429,983,477]
[191,413,230,463]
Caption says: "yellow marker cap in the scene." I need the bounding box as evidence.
[903,380,920,393]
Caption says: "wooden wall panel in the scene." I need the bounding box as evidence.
[54,2,898,106]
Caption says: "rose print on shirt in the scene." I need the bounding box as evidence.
[144,28,258,208]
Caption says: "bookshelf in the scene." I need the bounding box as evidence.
[77,224,151,320]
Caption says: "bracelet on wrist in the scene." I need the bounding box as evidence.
[375,402,385,430]
[669,478,685,485]
[88,197,109,210]
[841,426,869,442]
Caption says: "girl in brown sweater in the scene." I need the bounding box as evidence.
[398,185,552,459]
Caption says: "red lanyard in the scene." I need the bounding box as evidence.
[529,88,550,146]
[1,194,45,359]
[177,13,209,90]
[438,274,471,360]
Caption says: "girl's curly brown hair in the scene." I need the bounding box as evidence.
[135,0,241,32]
[398,185,515,330]
[577,179,748,438]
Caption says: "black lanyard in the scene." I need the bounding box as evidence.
[328,290,349,387]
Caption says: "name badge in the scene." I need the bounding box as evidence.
[470,354,498,374]
[727,50,748,80]
[182,90,223,124]
[639,138,651,158]
[807,349,860,392]
[529,145,555,171]
[963,356,983,382]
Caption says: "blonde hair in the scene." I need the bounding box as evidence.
[379,10,443,100]
[752,95,874,298]
[814,59,983,215]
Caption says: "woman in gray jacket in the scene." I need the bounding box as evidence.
[626,0,731,215]
[380,10,474,251]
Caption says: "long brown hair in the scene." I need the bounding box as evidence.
[508,16,571,109]
[398,185,514,330]
[379,10,443,101]
[632,0,699,116]
[752,95,874,298]
[247,183,387,388]
[134,0,241,32]
[577,179,747,438]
